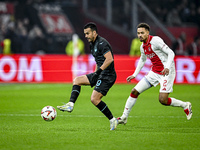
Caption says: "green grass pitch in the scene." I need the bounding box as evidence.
[0,83,199,150]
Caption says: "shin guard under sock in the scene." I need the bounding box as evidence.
[96,101,113,120]
[69,85,81,103]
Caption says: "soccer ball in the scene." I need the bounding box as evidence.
[41,106,57,121]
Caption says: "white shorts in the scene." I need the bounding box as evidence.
[145,70,176,93]
[134,69,176,94]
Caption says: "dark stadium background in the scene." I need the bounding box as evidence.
[0,0,199,55]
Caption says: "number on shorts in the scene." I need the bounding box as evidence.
[163,80,167,87]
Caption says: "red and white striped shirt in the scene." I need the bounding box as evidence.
[133,35,175,77]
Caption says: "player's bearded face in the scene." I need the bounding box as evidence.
[84,28,96,42]
[137,28,149,43]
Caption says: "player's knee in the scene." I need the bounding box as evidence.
[72,77,77,85]
[90,93,96,104]
[131,88,140,96]
[159,95,168,105]
[90,97,95,104]
[73,76,81,85]
[90,96,99,105]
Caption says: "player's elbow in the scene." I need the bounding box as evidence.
[110,58,114,63]
[170,50,175,58]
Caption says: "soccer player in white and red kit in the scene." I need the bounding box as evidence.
[117,23,192,124]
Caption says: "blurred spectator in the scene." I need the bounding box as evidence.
[166,9,182,26]
[172,32,187,55]
[4,21,21,53]
[65,35,85,56]
[0,38,12,54]
[187,2,196,23]
[16,20,31,53]
[186,37,200,56]
[179,0,190,22]
[45,27,57,54]
[129,37,142,56]
[29,25,47,54]
[196,7,200,29]
[18,28,31,53]
[154,7,168,23]
[23,18,31,32]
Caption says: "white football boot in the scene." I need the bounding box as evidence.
[117,116,127,125]
[184,102,192,120]
[110,118,118,130]
[57,102,74,112]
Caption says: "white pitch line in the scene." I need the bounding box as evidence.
[0,114,103,117]
[0,84,69,91]
[0,114,194,118]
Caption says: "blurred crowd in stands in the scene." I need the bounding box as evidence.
[0,1,59,54]
[0,0,200,55]
[0,18,57,54]
[89,0,200,30]
[112,0,200,56]
[142,0,199,28]
[172,32,200,56]
[79,0,200,56]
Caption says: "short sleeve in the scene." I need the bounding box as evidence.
[99,42,111,55]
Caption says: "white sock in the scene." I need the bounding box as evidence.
[170,97,187,108]
[109,117,115,122]
[122,96,137,118]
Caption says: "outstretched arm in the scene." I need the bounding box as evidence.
[127,53,147,82]
[126,75,136,82]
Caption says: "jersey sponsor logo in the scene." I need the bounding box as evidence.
[144,44,164,73]
[144,45,155,59]
[146,53,155,59]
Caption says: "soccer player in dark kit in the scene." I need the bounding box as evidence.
[57,22,118,130]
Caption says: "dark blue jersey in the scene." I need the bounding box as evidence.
[90,35,116,76]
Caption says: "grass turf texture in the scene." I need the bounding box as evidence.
[0,83,199,150]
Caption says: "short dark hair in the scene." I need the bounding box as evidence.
[137,23,150,31]
[84,22,98,33]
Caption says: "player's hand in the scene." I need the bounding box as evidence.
[92,68,103,81]
[126,75,135,83]
[161,68,169,76]
[94,68,102,76]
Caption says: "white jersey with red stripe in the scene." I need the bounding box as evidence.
[133,35,175,77]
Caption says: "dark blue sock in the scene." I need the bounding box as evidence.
[96,101,113,120]
[69,85,81,103]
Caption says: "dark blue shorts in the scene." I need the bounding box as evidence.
[86,73,116,96]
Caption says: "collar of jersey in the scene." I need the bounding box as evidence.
[91,35,99,45]
[143,35,153,47]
